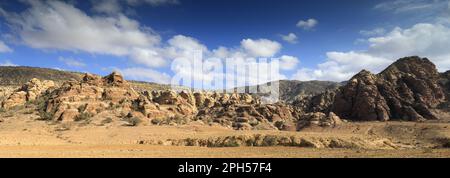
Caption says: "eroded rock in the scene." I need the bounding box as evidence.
[2,78,55,109]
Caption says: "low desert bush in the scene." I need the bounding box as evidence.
[123,117,142,127]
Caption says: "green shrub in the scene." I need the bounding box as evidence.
[101,117,113,125]
[74,112,92,122]
[77,104,87,113]
[123,117,142,127]
[38,111,53,120]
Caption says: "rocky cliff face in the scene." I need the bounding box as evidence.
[332,70,391,121]
[332,56,446,121]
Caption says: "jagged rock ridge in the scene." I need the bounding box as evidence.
[332,56,447,121]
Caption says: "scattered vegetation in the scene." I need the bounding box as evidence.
[0,66,82,86]
[101,117,113,125]
[38,111,54,121]
[152,115,190,125]
[436,137,450,148]
[22,109,35,115]
[123,117,142,127]
[74,112,93,122]
[77,104,87,113]
[35,96,55,121]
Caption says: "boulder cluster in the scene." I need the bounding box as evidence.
[1,78,55,109]
[332,57,446,121]
[0,71,330,131]
[1,56,448,130]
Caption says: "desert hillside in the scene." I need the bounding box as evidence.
[0,56,449,157]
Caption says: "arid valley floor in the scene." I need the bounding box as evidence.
[1,111,449,157]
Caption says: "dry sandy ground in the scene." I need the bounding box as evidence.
[1,111,450,158]
[1,145,450,158]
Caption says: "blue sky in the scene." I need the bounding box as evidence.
[0,0,449,87]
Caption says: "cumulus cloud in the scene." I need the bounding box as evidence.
[92,0,179,14]
[374,0,448,13]
[165,35,208,60]
[0,60,17,66]
[92,0,122,14]
[280,33,298,44]
[0,0,293,87]
[296,18,318,30]
[241,39,281,57]
[279,55,299,71]
[292,22,450,81]
[0,0,162,66]
[119,67,172,84]
[58,57,86,68]
[125,0,179,6]
[0,40,12,52]
[360,28,385,36]
[130,48,167,67]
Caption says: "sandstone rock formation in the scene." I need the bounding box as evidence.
[196,102,300,130]
[293,90,337,113]
[27,71,301,130]
[2,78,55,109]
[1,56,447,131]
[332,70,391,121]
[42,72,153,122]
[332,56,446,121]
[296,112,342,130]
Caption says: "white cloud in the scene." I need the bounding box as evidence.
[0,0,163,67]
[292,52,391,81]
[279,55,299,71]
[165,35,208,60]
[0,40,12,52]
[241,39,281,57]
[360,28,385,36]
[126,0,179,6]
[366,23,450,70]
[292,22,450,81]
[119,67,171,84]
[92,0,122,14]
[92,0,179,14]
[0,0,294,87]
[0,60,17,66]
[58,57,86,68]
[130,48,166,67]
[296,18,318,30]
[280,33,298,44]
[374,0,448,13]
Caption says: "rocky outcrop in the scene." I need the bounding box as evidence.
[438,70,450,111]
[43,72,155,122]
[441,71,450,98]
[296,112,342,130]
[333,70,391,121]
[2,78,55,109]
[332,56,446,121]
[3,56,446,130]
[196,103,300,130]
[34,72,303,130]
[293,90,337,113]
